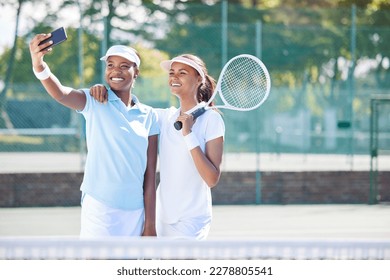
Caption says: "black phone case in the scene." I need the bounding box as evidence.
[39,27,67,50]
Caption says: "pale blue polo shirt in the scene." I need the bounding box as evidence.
[77,89,159,210]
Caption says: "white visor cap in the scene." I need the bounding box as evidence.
[160,56,206,84]
[100,45,140,67]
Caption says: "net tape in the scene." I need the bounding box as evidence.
[1,237,389,260]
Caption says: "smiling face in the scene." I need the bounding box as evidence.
[105,55,139,93]
[168,62,202,99]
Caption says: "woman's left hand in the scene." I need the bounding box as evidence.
[90,84,108,103]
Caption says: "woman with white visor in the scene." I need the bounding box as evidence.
[155,54,225,239]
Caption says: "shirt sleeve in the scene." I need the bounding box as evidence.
[149,108,160,136]
[76,88,90,114]
[154,108,166,128]
[205,111,225,142]
[154,107,178,128]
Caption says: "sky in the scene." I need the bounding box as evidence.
[0,5,17,51]
[0,2,80,53]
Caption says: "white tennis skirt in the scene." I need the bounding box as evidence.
[80,194,144,237]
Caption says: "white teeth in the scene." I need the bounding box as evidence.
[111,77,124,81]
[171,83,181,87]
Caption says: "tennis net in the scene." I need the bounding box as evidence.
[1,237,389,260]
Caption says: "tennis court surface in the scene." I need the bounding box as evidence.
[0,204,390,260]
[1,153,389,260]
[1,204,389,239]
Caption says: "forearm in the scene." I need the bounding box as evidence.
[184,134,223,188]
[190,147,221,188]
[143,177,157,235]
[31,53,69,101]
[142,135,158,236]
[38,66,72,102]
[32,63,85,110]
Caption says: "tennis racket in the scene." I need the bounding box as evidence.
[174,54,271,130]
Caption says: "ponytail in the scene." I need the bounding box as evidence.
[197,74,216,106]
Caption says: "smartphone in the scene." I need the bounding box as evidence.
[39,27,67,50]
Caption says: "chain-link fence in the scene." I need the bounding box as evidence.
[2,5,390,155]
[1,4,390,202]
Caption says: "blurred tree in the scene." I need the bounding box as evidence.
[1,0,389,128]
[53,0,175,82]
[151,0,389,121]
[0,0,26,128]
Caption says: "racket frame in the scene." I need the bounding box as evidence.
[174,54,271,130]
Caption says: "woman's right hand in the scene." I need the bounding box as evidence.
[29,33,53,71]
[90,84,108,103]
[176,113,195,136]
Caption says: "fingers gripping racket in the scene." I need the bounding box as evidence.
[174,54,271,130]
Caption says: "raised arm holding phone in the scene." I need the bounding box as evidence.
[29,29,159,238]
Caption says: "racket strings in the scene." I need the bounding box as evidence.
[220,56,270,110]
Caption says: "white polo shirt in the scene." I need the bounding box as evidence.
[156,107,225,224]
[78,89,159,210]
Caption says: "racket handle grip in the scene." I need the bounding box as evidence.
[174,107,206,131]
